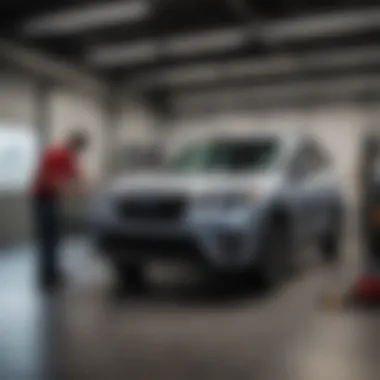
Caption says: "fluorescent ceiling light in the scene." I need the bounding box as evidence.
[90,41,158,67]
[90,27,245,67]
[264,7,380,42]
[23,1,149,36]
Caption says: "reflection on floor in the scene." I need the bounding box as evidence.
[0,238,379,380]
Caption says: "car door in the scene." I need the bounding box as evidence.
[284,140,328,241]
[304,141,337,236]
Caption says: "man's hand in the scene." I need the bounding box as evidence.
[66,175,99,197]
[48,175,67,195]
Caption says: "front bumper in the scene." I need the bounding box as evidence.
[97,231,204,264]
[88,194,267,271]
[92,219,263,272]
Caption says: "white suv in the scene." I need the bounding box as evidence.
[89,133,343,288]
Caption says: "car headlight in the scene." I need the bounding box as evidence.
[88,193,114,220]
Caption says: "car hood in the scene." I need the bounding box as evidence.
[106,171,282,198]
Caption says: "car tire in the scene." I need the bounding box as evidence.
[112,262,146,293]
[256,217,293,289]
[319,205,343,263]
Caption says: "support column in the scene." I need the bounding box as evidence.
[103,83,122,180]
[145,87,173,147]
[34,80,53,149]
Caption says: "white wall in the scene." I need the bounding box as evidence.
[116,98,156,144]
[0,72,38,246]
[106,96,158,173]
[0,72,36,125]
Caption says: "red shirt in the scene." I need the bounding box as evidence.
[32,145,78,197]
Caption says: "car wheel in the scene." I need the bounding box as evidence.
[256,218,292,289]
[112,262,146,293]
[320,206,342,263]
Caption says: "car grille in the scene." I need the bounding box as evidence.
[219,232,243,255]
[98,234,202,258]
[117,195,186,222]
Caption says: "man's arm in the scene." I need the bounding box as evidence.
[64,155,90,195]
[47,175,68,193]
[40,151,67,194]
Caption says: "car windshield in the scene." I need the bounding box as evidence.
[167,138,280,172]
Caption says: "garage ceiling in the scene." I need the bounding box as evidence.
[2,0,380,113]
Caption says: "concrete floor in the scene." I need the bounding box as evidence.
[0,234,379,380]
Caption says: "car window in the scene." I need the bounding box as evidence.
[167,138,280,173]
[290,140,330,180]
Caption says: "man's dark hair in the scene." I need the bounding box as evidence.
[67,130,89,152]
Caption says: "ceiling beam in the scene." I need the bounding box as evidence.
[86,5,380,69]
[263,6,380,43]
[173,74,380,112]
[0,39,106,94]
[128,45,380,89]
[88,26,246,67]
[224,0,260,21]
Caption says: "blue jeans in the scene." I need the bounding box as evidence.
[33,196,62,284]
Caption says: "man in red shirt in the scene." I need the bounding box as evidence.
[32,131,88,289]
